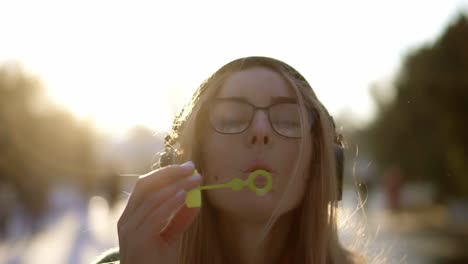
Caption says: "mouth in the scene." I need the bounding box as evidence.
[241,160,274,188]
[253,176,268,188]
[243,160,273,174]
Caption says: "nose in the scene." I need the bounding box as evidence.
[247,111,272,146]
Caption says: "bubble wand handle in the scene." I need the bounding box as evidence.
[197,182,231,190]
[185,170,272,208]
[192,178,247,191]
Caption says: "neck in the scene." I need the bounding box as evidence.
[217,211,294,264]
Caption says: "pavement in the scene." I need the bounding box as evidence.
[1,186,467,264]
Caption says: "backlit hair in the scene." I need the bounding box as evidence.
[166,56,365,264]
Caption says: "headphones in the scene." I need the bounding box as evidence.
[335,141,344,201]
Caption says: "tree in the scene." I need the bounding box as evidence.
[0,62,100,228]
[363,14,468,201]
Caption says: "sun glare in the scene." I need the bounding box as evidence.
[43,68,182,134]
[1,0,465,136]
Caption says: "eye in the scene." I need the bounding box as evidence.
[219,119,246,127]
[275,119,300,127]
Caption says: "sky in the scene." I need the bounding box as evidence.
[0,0,467,136]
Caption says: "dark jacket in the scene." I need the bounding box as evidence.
[92,247,120,264]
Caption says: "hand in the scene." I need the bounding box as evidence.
[117,161,202,264]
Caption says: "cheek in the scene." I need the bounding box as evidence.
[200,133,240,182]
[279,141,300,170]
[275,139,313,209]
[275,139,302,180]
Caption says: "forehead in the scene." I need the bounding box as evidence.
[217,67,295,105]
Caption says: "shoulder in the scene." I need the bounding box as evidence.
[92,247,120,264]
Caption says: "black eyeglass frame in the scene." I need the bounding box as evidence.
[206,98,314,139]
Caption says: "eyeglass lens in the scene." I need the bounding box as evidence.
[209,100,306,138]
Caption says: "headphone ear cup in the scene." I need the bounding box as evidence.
[335,145,344,201]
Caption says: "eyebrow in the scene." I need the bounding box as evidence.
[216,96,297,104]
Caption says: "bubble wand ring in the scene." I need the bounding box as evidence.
[246,169,272,196]
[185,169,273,208]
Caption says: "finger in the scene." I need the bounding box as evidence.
[160,206,200,244]
[121,161,195,220]
[143,189,187,239]
[132,173,202,228]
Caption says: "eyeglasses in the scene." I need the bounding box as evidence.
[207,98,313,138]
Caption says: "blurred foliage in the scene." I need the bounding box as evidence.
[362,14,468,201]
[0,63,99,222]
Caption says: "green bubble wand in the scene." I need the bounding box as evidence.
[185,169,273,208]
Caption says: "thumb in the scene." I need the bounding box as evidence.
[160,205,200,243]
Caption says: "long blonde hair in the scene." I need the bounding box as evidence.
[165,57,364,263]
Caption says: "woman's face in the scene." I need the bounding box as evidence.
[200,67,312,221]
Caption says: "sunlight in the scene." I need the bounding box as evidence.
[44,69,178,133]
[0,0,465,136]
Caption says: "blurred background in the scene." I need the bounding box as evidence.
[0,1,467,263]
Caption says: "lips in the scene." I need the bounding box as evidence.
[243,160,273,173]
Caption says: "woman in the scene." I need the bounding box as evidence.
[94,56,364,263]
